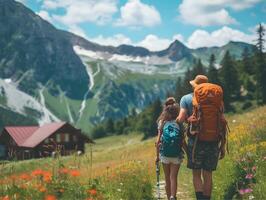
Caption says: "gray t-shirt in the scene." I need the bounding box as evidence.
[180,93,193,117]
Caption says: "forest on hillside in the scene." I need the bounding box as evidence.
[91,23,266,139]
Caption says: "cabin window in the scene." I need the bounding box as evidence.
[73,135,78,142]
[65,134,70,142]
[56,134,61,143]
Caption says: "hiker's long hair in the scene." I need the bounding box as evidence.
[157,97,179,130]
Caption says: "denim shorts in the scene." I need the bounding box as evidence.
[160,155,183,165]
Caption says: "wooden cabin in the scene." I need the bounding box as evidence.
[0,122,93,160]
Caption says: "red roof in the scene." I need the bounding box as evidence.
[4,122,67,148]
[5,126,39,146]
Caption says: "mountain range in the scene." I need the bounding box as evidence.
[0,0,254,134]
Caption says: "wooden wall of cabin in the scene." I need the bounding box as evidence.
[37,124,86,157]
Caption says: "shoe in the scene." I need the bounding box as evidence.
[170,196,176,200]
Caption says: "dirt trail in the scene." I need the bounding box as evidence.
[153,180,192,200]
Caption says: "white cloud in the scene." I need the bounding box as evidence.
[89,34,133,47]
[36,10,53,23]
[136,35,172,51]
[178,0,261,26]
[16,0,27,4]
[87,34,185,51]
[187,26,256,49]
[41,0,118,38]
[115,0,161,28]
[69,25,88,39]
[173,34,185,44]
[51,0,118,26]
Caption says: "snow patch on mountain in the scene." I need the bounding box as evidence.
[38,87,60,124]
[64,97,74,123]
[76,61,101,122]
[73,45,173,65]
[0,79,59,125]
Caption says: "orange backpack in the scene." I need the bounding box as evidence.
[188,83,229,143]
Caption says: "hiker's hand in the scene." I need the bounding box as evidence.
[155,157,159,164]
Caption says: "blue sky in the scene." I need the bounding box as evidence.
[18,0,266,51]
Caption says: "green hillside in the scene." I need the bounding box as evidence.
[1,106,266,199]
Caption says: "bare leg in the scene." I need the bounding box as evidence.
[170,164,181,198]
[202,170,212,197]
[162,163,171,199]
[193,169,203,192]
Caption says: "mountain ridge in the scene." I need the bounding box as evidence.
[0,0,255,134]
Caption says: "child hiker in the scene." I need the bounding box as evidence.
[155,97,186,200]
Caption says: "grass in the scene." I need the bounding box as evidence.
[1,106,266,199]
[212,106,266,200]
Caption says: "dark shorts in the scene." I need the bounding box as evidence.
[187,138,219,171]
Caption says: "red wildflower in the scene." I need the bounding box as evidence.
[20,173,31,181]
[45,195,57,200]
[39,186,47,193]
[43,171,52,183]
[69,170,80,177]
[88,189,97,196]
[59,168,68,174]
[32,169,44,176]
[1,196,10,200]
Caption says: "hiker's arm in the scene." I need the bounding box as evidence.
[176,108,187,123]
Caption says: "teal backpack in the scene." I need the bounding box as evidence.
[160,121,183,157]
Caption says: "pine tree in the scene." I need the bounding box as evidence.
[131,108,137,117]
[149,99,162,137]
[207,54,220,84]
[220,51,240,111]
[242,47,252,74]
[255,23,266,104]
[240,47,255,99]
[175,77,184,102]
[105,118,114,134]
[192,59,206,78]
[256,23,265,54]
[183,68,193,94]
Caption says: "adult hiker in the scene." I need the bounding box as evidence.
[176,75,228,200]
[155,97,185,200]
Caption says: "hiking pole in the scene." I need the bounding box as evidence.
[156,160,160,200]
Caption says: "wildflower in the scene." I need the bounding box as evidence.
[59,189,64,193]
[249,195,255,199]
[88,189,97,196]
[245,173,254,179]
[59,168,68,174]
[1,196,10,200]
[20,173,31,181]
[239,189,245,195]
[45,195,57,200]
[39,186,47,193]
[43,171,52,183]
[32,169,43,176]
[245,188,253,193]
[70,170,80,177]
[86,198,93,200]
[252,166,257,171]
[117,188,122,192]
